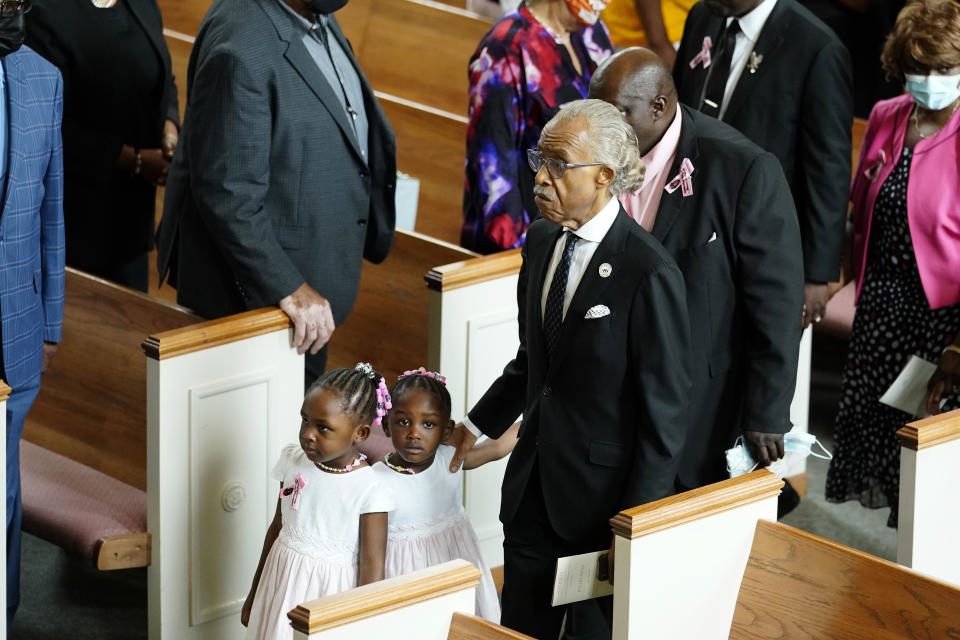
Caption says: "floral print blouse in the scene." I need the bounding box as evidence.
[461,6,614,253]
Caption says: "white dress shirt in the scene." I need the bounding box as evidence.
[462,196,621,437]
[719,0,778,120]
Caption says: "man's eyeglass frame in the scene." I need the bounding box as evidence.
[527,148,604,180]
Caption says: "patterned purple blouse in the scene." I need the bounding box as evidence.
[462,6,614,253]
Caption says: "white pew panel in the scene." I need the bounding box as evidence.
[610,470,783,640]
[143,310,303,639]
[427,250,522,567]
[897,409,960,587]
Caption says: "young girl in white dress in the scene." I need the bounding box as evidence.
[373,367,518,622]
[242,363,396,640]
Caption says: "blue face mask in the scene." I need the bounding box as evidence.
[904,73,960,111]
[725,431,832,479]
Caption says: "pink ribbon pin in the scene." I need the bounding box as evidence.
[863,149,887,182]
[689,36,712,69]
[280,472,307,510]
[665,158,695,197]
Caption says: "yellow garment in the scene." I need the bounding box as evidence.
[601,0,697,48]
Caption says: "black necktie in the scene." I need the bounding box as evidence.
[700,19,740,118]
[543,232,579,359]
[314,19,360,129]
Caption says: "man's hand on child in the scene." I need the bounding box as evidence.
[448,422,478,472]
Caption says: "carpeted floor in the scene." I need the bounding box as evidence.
[9,334,898,637]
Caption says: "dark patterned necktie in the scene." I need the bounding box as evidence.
[700,19,740,118]
[543,232,579,359]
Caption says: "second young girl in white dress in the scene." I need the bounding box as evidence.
[373,367,518,622]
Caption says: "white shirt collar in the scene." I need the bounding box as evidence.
[569,196,620,243]
[727,0,777,43]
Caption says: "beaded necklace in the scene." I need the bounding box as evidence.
[315,452,367,474]
[383,452,417,475]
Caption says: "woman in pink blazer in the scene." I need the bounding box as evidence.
[826,0,960,528]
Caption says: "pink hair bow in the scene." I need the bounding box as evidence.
[374,377,392,427]
[280,472,307,510]
[665,158,695,197]
[864,149,887,182]
[689,36,712,69]
[398,367,447,385]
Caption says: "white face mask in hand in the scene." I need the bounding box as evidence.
[725,432,832,479]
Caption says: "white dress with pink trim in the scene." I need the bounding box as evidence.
[245,444,395,640]
[372,444,501,622]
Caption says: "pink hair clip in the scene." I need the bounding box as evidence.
[374,377,392,427]
[398,366,447,385]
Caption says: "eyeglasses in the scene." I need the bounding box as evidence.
[527,148,603,180]
[0,0,31,16]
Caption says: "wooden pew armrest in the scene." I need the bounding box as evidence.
[96,533,151,570]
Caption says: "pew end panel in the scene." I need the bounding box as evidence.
[144,309,304,639]
[289,559,481,639]
[427,249,522,568]
[897,408,960,587]
[731,519,960,639]
[609,470,783,640]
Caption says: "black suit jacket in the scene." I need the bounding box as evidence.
[156,0,396,321]
[673,0,852,283]
[653,107,803,487]
[468,208,692,543]
[26,0,180,271]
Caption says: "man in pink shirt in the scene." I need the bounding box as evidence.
[590,48,804,500]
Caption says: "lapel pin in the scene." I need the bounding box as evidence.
[689,36,712,69]
[599,263,612,278]
[747,51,763,74]
[664,158,695,197]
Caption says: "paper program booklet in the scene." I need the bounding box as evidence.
[879,355,937,419]
[551,550,614,607]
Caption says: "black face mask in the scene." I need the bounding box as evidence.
[0,11,25,58]
[309,0,348,15]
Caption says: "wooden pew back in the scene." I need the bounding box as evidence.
[331,0,491,116]
[23,269,200,491]
[328,230,475,382]
[731,520,960,639]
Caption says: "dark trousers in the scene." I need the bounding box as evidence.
[501,462,612,639]
[5,375,41,627]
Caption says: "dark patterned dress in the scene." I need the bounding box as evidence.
[825,147,960,527]
[461,5,613,253]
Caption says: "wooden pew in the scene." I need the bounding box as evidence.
[608,470,960,639]
[23,269,199,492]
[289,560,531,639]
[339,0,491,116]
[378,93,467,245]
[897,408,960,588]
[730,520,960,638]
[159,0,490,117]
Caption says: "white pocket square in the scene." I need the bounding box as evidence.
[584,304,611,319]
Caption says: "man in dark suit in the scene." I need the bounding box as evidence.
[156,0,396,381]
[672,0,852,328]
[0,8,65,623]
[589,48,803,489]
[449,99,692,639]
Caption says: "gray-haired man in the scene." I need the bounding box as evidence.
[449,99,692,639]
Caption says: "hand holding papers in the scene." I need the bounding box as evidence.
[552,550,614,606]
[879,355,940,418]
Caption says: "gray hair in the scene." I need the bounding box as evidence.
[542,99,645,195]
